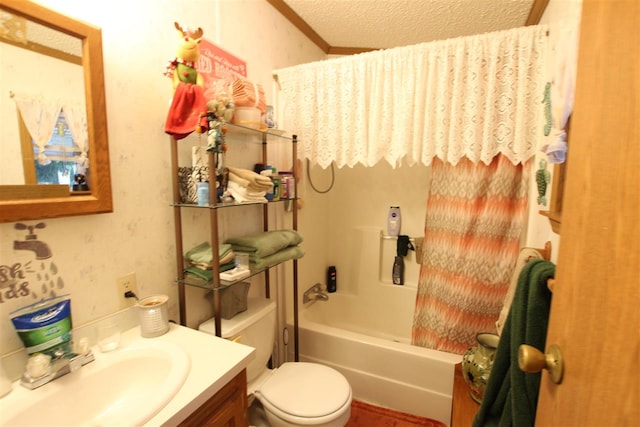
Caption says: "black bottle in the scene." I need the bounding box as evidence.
[327,266,337,292]
[392,256,404,285]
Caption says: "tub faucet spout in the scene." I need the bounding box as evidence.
[303,283,329,304]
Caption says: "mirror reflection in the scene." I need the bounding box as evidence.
[0,0,112,223]
[1,8,88,189]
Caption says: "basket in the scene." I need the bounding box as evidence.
[219,281,250,319]
[178,166,209,204]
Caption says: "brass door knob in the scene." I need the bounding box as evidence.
[518,344,564,384]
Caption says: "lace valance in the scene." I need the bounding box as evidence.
[275,25,549,168]
[13,94,88,170]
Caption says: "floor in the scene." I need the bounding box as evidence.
[346,400,445,427]
[248,399,445,427]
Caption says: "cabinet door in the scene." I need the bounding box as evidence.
[179,370,248,427]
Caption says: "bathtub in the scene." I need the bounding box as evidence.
[287,293,462,427]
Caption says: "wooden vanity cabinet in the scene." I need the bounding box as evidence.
[179,369,248,427]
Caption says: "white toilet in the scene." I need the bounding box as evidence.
[199,297,352,427]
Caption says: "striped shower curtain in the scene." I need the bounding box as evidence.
[411,155,530,354]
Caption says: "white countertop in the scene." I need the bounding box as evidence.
[0,323,255,426]
[144,323,255,426]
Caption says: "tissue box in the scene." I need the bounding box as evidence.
[219,281,250,319]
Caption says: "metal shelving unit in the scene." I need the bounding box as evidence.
[169,123,299,361]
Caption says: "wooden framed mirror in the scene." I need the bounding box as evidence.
[0,0,112,223]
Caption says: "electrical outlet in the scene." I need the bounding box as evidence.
[117,272,138,309]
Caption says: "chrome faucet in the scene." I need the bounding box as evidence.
[20,339,94,390]
[13,223,52,260]
[303,283,329,303]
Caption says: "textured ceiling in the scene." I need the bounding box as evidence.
[282,0,535,50]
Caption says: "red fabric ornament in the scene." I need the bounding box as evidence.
[164,82,207,140]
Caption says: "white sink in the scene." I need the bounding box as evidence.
[3,340,190,426]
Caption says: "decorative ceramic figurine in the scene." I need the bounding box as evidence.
[72,173,88,191]
[163,22,207,140]
[536,159,550,206]
[461,332,500,404]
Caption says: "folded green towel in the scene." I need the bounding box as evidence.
[184,242,233,264]
[251,246,305,270]
[184,262,236,281]
[472,259,555,427]
[226,230,303,258]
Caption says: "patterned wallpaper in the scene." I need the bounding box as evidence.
[0,0,576,358]
[0,0,325,356]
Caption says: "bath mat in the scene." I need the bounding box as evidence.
[346,400,446,427]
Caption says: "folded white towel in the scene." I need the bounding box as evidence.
[228,171,250,187]
[227,180,267,203]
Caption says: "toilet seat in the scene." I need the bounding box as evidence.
[254,362,352,425]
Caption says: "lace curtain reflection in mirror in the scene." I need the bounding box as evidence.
[12,95,89,191]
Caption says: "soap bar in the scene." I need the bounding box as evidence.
[220,268,251,282]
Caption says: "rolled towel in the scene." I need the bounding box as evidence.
[227,166,273,187]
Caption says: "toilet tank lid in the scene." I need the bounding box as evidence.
[198,297,275,338]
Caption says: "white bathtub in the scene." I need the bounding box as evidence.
[287,293,462,427]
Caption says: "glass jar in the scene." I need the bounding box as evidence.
[461,332,500,403]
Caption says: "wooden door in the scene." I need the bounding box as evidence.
[535,0,639,425]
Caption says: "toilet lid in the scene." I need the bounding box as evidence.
[257,362,351,419]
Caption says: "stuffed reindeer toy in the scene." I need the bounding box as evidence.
[164,22,207,139]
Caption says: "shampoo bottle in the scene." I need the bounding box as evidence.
[387,206,401,236]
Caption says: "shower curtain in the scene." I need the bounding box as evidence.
[411,155,530,354]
